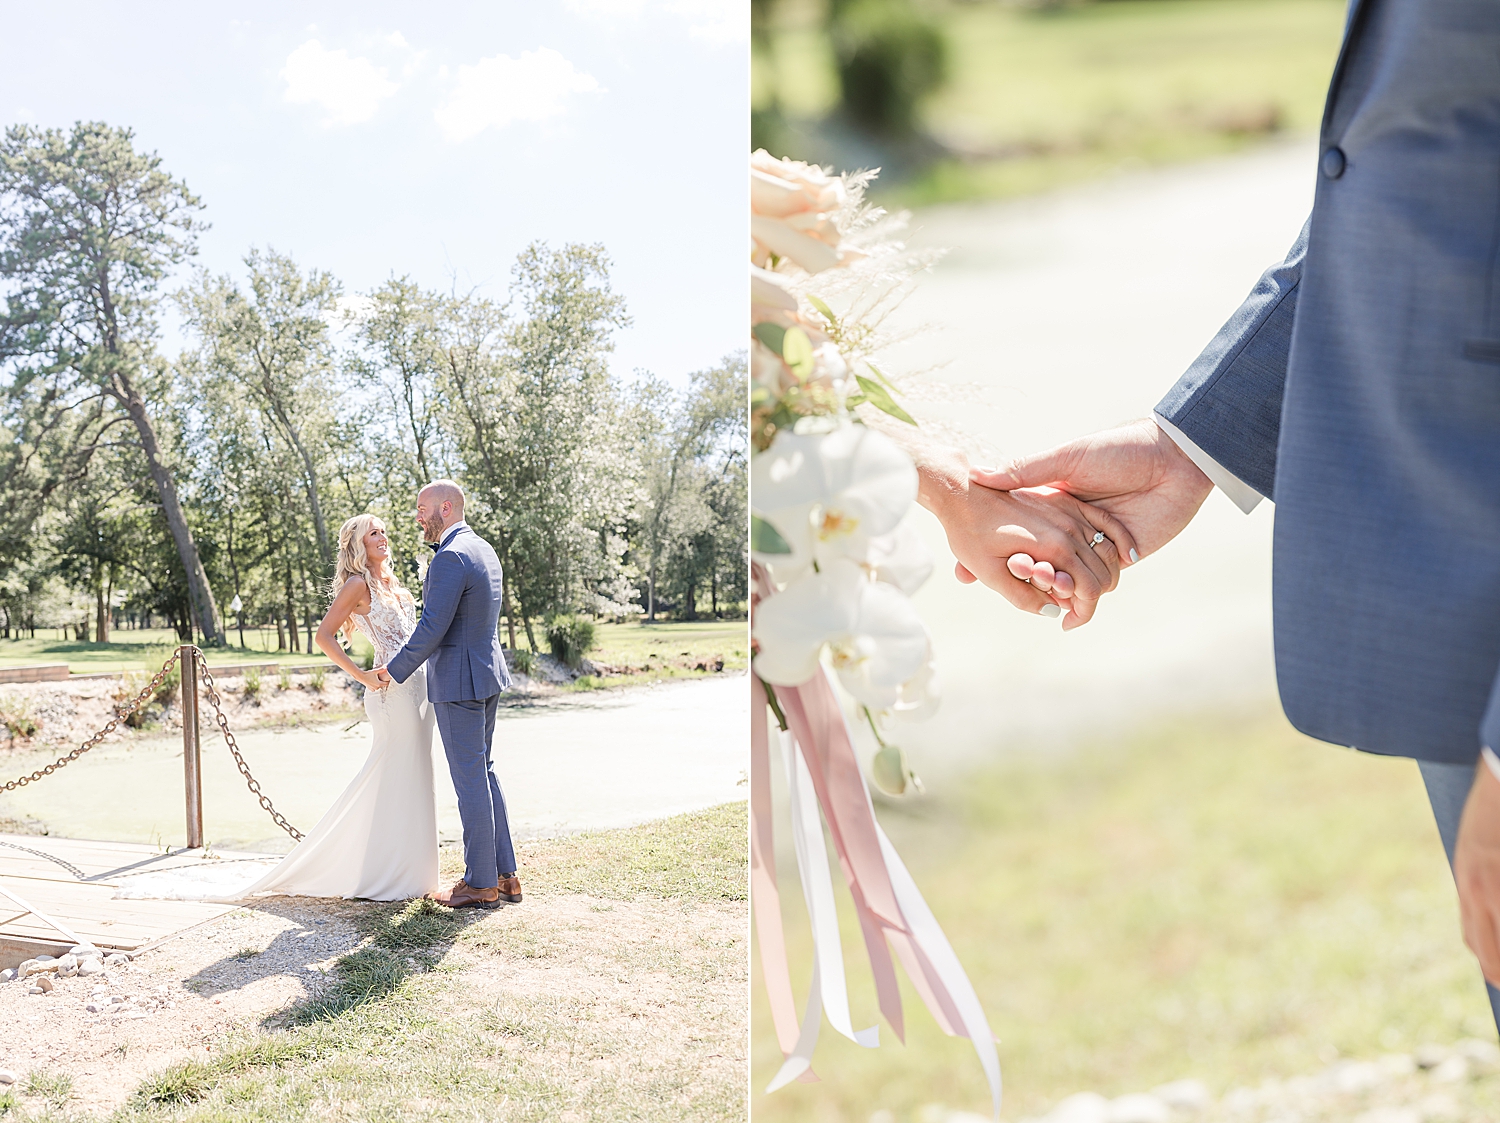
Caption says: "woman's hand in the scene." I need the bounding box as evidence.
[353,668,386,692]
[931,480,1138,630]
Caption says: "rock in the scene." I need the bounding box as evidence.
[1414,1043,1448,1069]
[55,953,78,978]
[68,943,100,958]
[1325,1060,1383,1094]
[84,1001,101,1013]
[1149,1079,1210,1111]
[1352,1109,1420,1123]
[1106,1094,1170,1123]
[1431,1055,1469,1084]
[34,974,53,992]
[1049,1092,1110,1123]
[1453,1037,1500,1070]
[77,957,104,977]
[104,953,130,967]
[33,954,54,963]
[0,968,14,983]
[19,958,55,977]
[0,1069,14,1085]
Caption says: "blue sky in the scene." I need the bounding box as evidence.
[0,1,747,388]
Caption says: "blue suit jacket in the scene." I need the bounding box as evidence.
[387,525,513,702]
[1157,0,1500,764]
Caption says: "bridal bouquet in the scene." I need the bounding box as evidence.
[749,150,1001,1117]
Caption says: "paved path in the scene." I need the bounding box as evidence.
[0,676,748,853]
[881,140,1318,772]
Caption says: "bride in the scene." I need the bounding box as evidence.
[120,514,439,902]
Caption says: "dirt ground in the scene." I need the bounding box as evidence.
[0,867,746,1118]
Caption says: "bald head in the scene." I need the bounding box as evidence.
[416,479,466,543]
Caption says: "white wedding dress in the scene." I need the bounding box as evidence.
[116,593,439,903]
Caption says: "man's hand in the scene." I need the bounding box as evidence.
[374,666,392,688]
[1455,759,1500,985]
[969,418,1214,563]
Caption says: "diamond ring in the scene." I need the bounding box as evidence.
[1089,531,1106,548]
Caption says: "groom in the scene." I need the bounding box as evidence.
[377,480,520,909]
[920,0,1500,1027]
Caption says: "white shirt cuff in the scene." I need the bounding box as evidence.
[1152,412,1265,515]
[1482,746,1500,785]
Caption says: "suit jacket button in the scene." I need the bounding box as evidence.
[1321,146,1346,178]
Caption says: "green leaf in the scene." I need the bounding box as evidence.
[753,322,786,355]
[751,514,793,554]
[855,375,916,426]
[807,294,836,326]
[782,327,815,380]
[864,361,899,392]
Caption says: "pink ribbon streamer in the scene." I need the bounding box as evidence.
[750,675,817,1081]
[751,561,1001,1116]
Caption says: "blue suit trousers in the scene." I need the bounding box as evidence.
[433,695,516,889]
[1417,760,1500,1036]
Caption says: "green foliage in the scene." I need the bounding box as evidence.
[20,1070,71,1109]
[131,1061,214,1106]
[0,696,37,739]
[366,896,462,950]
[278,666,292,691]
[242,665,261,700]
[546,614,596,670]
[525,802,747,902]
[509,647,537,677]
[830,0,948,137]
[142,645,181,705]
[289,946,410,1025]
[309,664,326,692]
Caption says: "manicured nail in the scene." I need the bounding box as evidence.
[1129,549,1139,564]
[972,465,993,475]
[1039,604,1061,618]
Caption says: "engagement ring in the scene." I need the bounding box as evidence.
[1089,531,1106,549]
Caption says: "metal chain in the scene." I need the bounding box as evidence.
[2,647,183,793]
[192,650,304,842]
[1,645,304,843]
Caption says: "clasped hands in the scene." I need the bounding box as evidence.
[358,666,394,691]
[925,418,1213,629]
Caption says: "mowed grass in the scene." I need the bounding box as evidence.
[0,629,365,673]
[759,0,1346,204]
[0,620,746,681]
[751,707,1500,1122]
[576,620,749,689]
[13,805,749,1123]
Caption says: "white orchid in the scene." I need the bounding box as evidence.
[753,559,930,709]
[751,424,917,586]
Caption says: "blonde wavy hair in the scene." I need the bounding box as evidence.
[331,514,412,637]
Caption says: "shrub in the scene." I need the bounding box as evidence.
[143,645,182,705]
[546,614,596,671]
[510,648,537,677]
[242,666,262,700]
[830,0,948,137]
[0,696,38,739]
[309,665,327,693]
[277,667,292,692]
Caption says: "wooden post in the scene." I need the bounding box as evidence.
[180,645,203,849]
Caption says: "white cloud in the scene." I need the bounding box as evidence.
[280,40,399,127]
[564,0,745,45]
[433,48,602,142]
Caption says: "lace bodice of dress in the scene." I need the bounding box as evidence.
[351,589,417,667]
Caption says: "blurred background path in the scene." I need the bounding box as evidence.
[885,139,1315,775]
[0,675,747,852]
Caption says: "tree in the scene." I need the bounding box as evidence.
[0,121,221,643]
[636,353,747,620]
[179,248,341,570]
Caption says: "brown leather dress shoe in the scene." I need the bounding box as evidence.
[427,879,500,908]
[497,874,522,904]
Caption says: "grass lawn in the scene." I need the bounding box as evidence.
[0,630,363,674]
[0,621,746,682]
[752,706,1500,1121]
[1,804,748,1122]
[758,0,1347,205]
[581,620,749,685]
